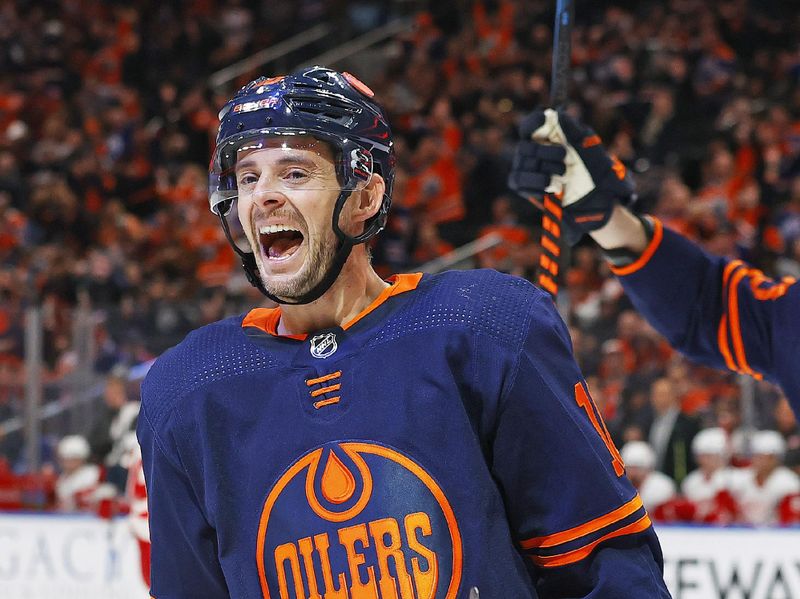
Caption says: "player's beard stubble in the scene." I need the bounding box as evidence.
[252,214,339,302]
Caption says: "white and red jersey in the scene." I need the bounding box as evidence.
[126,442,149,543]
[779,493,800,524]
[681,467,742,523]
[681,467,738,503]
[639,470,677,512]
[55,464,102,512]
[125,437,151,590]
[729,466,800,525]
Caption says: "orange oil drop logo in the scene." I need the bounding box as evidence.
[321,450,357,504]
[257,442,462,599]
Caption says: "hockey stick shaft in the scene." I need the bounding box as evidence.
[536,0,574,297]
[550,0,574,107]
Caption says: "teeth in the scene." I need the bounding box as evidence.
[258,224,300,235]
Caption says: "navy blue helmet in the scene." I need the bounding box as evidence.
[209,66,395,304]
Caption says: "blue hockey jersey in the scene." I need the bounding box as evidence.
[611,218,799,410]
[138,269,669,599]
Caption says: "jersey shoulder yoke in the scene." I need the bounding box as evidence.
[369,269,543,349]
[140,314,279,425]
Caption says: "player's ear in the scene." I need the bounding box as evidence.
[353,173,385,222]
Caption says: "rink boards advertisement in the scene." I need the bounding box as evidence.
[658,525,800,599]
[0,513,799,598]
[0,512,149,599]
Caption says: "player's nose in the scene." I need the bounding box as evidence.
[252,185,287,208]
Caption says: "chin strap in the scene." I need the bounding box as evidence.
[218,188,362,305]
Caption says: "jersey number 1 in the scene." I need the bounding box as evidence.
[574,382,625,476]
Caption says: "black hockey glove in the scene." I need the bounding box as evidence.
[508,108,636,245]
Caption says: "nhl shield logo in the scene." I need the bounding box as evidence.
[310,332,338,359]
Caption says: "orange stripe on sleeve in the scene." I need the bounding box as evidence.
[727,267,749,374]
[752,280,789,300]
[717,314,739,373]
[717,261,744,373]
[727,267,762,380]
[609,218,663,277]
[749,271,796,301]
[529,514,652,568]
[520,495,644,550]
[721,261,744,293]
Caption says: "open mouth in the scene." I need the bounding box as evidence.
[258,224,305,261]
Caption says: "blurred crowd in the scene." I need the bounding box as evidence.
[1,0,800,526]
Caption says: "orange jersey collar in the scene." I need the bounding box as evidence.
[242,272,423,339]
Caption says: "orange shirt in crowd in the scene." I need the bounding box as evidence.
[478,223,531,264]
[404,156,465,225]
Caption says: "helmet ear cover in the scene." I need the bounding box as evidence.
[332,139,391,245]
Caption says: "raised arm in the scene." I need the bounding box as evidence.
[508,109,799,409]
[592,206,798,403]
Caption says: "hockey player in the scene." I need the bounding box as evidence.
[55,434,102,512]
[508,109,798,411]
[619,441,677,513]
[728,430,800,525]
[138,67,670,598]
[680,427,740,524]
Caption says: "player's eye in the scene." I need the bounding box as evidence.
[237,172,259,189]
[283,169,310,184]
